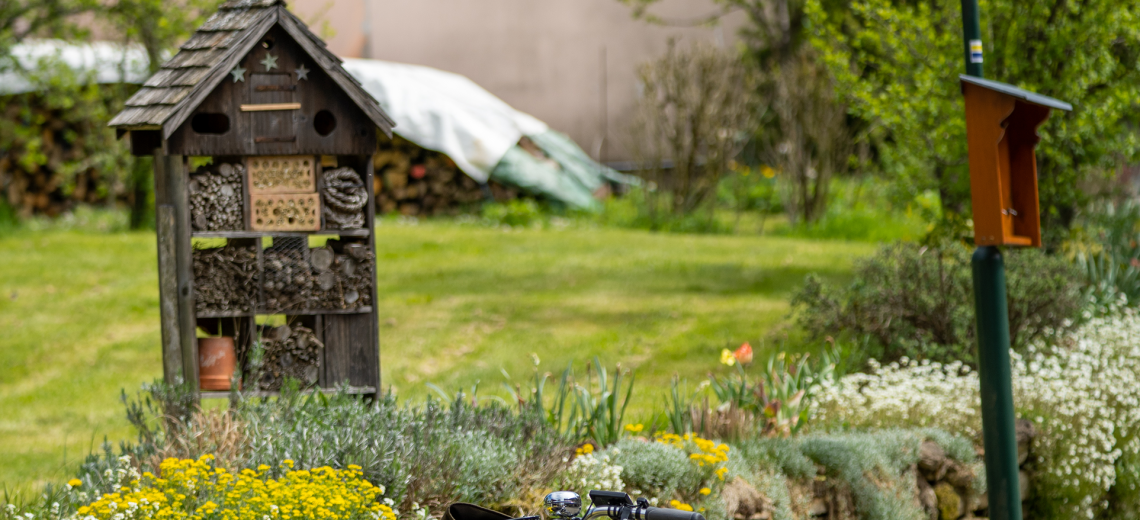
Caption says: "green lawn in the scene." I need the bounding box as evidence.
[0,221,873,492]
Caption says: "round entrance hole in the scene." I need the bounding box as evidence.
[314,109,337,136]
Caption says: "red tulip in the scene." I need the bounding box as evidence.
[734,342,753,365]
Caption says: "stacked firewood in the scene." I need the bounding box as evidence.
[189,162,244,231]
[311,242,374,310]
[0,94,125,218]
[373,135,521,216]
[193,244,258,313]
[255,324,323,391]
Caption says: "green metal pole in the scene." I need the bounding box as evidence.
[961,0,983,77]
[961,0,1020,515]
[972,247,1022,520]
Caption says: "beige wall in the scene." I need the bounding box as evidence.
[288,0,744,162]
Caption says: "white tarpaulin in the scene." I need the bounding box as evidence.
[342,58,549,183]
[0,40,150,95]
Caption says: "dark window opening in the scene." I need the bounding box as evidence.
[314,110,337,136]
[191,113,230,135]
[261,38,274,49]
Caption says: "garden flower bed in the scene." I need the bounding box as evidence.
[6,305,1139,520]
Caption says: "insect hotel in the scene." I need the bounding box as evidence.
[109,0,394,397]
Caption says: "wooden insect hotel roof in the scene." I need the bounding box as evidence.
[108,0,394,139]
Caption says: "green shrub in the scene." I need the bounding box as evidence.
[596,189,732,234]
[798,431,947,520]
[773,178,938,243]
[1068,200,1140,313]
[732,438,816,480]
[606,438,703,498]
[453,430,521,503]
[481,199,545,227]
[792,240,1085,365]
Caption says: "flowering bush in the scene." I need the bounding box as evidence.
[74,456,395,520]
[560,449,625,496]
[583,433,729,513]
[654,434,730,480]
[812,311,1140,518]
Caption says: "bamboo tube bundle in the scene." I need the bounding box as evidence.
[192,244,258,313]
[255,324,323,391]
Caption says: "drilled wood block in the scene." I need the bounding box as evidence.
[251,193,320,231]
[246,155,315,194]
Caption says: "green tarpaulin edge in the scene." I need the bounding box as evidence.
[488,130,640,211]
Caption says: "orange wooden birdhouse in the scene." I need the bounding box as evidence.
[960,75,1071,248]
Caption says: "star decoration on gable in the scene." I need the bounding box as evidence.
[295,64,309,81]
[230,66,246,83]
[260,53,278,71]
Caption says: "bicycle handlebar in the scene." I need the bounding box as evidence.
[583,504,705,520]
[642,506,705,520]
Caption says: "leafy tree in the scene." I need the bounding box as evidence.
[0,0,219,228]
[105,0,220,228]
[806,0,1140,244]
[0,0,94,66]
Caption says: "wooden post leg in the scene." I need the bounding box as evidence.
[364,154,380,394]
[167,155,199,394]
[154,152,183,385]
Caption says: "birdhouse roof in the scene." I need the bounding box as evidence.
[959,75,1072,112]
[108,0,395,138]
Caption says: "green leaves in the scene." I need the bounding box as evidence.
[807,0,1140,236]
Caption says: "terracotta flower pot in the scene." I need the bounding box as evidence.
[199,336,237,391]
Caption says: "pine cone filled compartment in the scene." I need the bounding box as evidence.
[192,239,259,314]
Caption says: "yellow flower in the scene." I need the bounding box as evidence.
[68,478,83,488]
[719,349,736,366]
[282,459,295,468]
[715,467,728,480]
[760,165,776,178]
[624,424,644,434]
[699,488,711,496]
[669,500,694,512]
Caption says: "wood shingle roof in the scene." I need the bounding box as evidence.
[109,0,394,138]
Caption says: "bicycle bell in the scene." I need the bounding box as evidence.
[544,491,582,519]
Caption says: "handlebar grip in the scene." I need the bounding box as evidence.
[643,507,705,520]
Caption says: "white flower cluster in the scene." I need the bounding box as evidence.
[813,358,982,437]
[812,311,1140,518]
[564,451,625,493]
